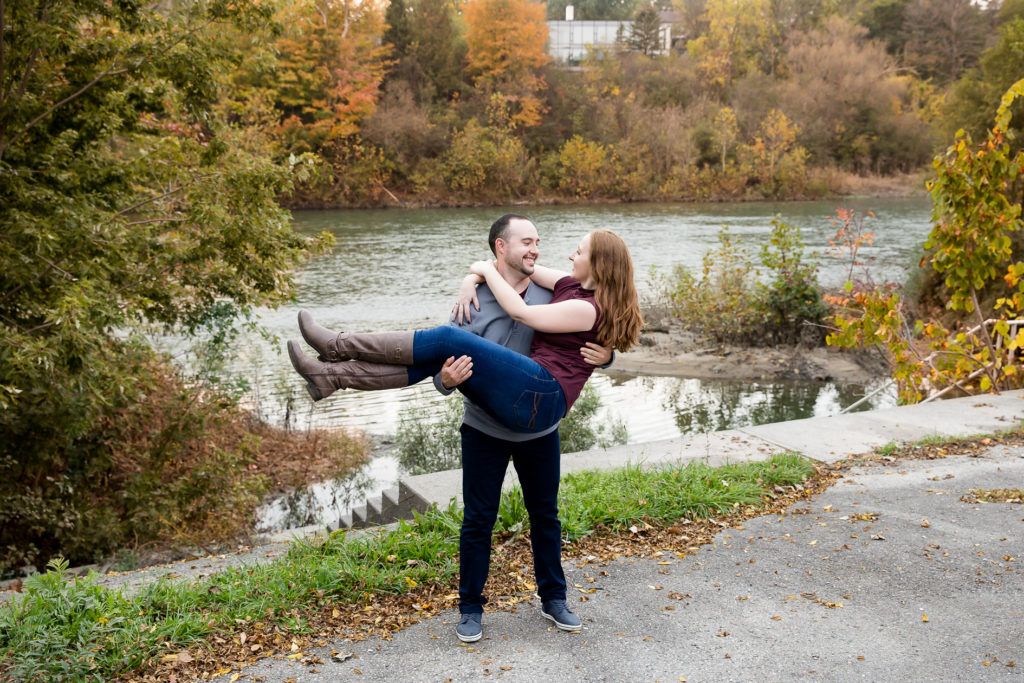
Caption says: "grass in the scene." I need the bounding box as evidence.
[0,454,815,681]
[864,424,1024,462]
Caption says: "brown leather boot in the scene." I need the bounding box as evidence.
[298,310,414,364]
[287,340,408,401]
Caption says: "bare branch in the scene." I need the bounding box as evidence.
[36,254,74,279]
[111,173,215,218]
[123,217,187,227]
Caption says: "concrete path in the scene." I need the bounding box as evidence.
[234,392,1024,682]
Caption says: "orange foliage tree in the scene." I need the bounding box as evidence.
[270,0,390,153]
[463,0,550,127]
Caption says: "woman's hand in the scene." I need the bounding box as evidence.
[469,260,495,277]
[453,275,482,324]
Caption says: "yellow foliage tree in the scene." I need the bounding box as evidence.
[463,0,550,127]
[687,0,772,92]
[741,109,808,197]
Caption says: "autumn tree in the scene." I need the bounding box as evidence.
[828,81,1024,402]
[779,15,931,171]
[0,0,325,571]
[687,0,772,93]
[464,0,551,127]
[407,0,467,100]
[712,106,739,171]
[268,0,389,152]
[740,109,808,196]
[858,0,911,58]
[944,18,1024,149]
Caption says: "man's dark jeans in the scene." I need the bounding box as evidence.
[458,423,566,614]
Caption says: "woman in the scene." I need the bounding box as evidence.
[288,229,644,433]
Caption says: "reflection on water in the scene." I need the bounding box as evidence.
[255,454,399,533]
[660,377,893,434]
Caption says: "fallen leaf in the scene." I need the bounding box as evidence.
[922,614,928,623]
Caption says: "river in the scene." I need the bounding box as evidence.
[244,196,930,440]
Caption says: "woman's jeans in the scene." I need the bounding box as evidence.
[409,326,567,433]
[458,424,565,613]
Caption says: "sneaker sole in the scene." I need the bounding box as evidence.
[541,610,582,632]
[456,630,482,643]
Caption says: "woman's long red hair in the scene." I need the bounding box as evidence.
[589,230,644,351]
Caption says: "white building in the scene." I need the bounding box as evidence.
[546,7,678,63]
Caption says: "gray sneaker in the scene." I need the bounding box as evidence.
[456,612,482,642]
[541,599,582,631]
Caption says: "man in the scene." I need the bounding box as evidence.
[435,214,612,642]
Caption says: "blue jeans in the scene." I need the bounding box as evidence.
[458,424,565,613]
[408,326,567,433]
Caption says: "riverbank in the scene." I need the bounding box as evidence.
[284,170,928,210]
[611,306,886,384]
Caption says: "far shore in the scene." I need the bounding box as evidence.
[283,171,929,211]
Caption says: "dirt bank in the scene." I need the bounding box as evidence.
[610,307,887,384]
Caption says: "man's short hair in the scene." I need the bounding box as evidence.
[488,213,530,255]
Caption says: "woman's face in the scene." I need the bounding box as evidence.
[569,233,593,285]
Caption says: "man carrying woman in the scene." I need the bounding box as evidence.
[288,220,643,639]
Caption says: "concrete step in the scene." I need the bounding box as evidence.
[364,496,384,526]
[349,504,369,529]
[333,480,435,530]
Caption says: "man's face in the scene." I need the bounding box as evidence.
[497,219,540,276]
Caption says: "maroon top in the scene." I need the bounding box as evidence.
[530,276,601,413]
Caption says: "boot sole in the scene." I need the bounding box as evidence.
[287,340,324,401]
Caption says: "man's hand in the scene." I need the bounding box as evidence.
[440,355,473,389]
[452,275,482,324]
[580,341,613,366]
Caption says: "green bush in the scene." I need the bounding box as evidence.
[659,220,825,345]
[758,219,828,344]
[658,226,767,344]
[394,398,465,475]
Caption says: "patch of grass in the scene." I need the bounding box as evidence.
[962,489,1024,504]
[0,455,815,681]
[876,441,901,456]
[863,425,1024,462]
[555,454,814,539]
